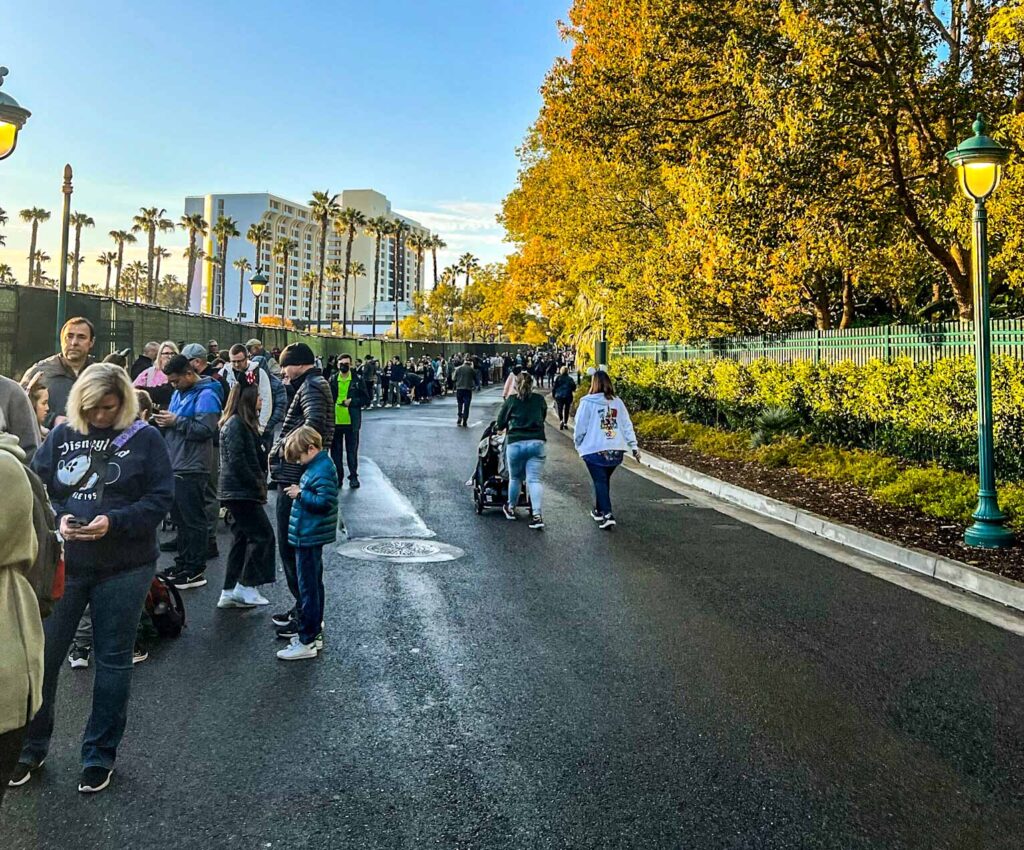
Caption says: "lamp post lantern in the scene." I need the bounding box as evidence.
[250,269,268,325]
[0,66,31,161]
[946,113,1013,548]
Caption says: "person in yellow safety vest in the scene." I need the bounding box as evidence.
[329,354,370,489]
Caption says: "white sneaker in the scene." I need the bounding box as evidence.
[276,637,318,661]
[217,589,256,609]
[233,584,270,606]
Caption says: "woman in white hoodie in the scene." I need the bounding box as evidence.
[573,371,640,529]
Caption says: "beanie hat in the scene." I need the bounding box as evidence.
[280,343,315,367]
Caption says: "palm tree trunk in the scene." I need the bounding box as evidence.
[185,232,197,310]
[238,267,245,319]
[317,221,327,331]
[372,235,382,337]
[104,264,112,296]
[393,234,400,339]
[155,254,162,292]
[220,238,229,316]
[147,228,156,302]
[27,223,38,286]
[282,251,290,321]
[72,225,82,291]
[115,242,124,299]
[343,229,355,336]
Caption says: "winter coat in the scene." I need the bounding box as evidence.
[1,374,42,460]
[287,450,339,547]
[22,354,93,428]
[163,376,223,474]
[270,368,334,485]
[573,393,639,456]
[31,421,174,580]
[454,363,477,391]
[552,373,577,401]
[218,417,267,502]
[0,434,44,736]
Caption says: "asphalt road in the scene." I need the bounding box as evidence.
[4,386,1024,849]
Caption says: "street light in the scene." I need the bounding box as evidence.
[447,315,454,342]
[0,66,31,161]
[250,269,268,325]
[496,322,504,342]
[946,113,1013,548]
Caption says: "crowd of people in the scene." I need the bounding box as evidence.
[0,318,638,800]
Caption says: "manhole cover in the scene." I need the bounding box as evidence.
[364,541,441,558]
[337,538,465,564]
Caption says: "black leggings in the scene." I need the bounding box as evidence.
[555,398,571,424]
[223,500,276,590]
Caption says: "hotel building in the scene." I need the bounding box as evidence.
[183,189,430,330]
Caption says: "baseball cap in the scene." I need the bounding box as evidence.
[181,343,208,360]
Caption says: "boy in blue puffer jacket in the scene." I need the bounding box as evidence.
[277,426,338,661]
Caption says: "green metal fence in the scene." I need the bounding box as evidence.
[615,319,1024,365]
[0,285,523,378]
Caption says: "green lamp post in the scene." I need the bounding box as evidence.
[0,66,31,161]
[946,114,1013,548]
[249,269,268,325]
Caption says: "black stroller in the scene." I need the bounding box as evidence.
[473,421,532,515]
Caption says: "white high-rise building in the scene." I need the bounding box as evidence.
[183,189,430,331]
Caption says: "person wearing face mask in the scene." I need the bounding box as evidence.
[329,353,369,489]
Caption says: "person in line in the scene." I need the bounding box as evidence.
[102,350,131,370]
[330,353,369,488]
[221,344,272,435]
[11,364,173,794]
[154,355,222,590]
[268,343,334,636]
[129,341,159,381]
[1,373,42,460]
[0,430,44,804]
[246,338,281,377]
[217,376,275,609]
[453,356,477,427]
[573,370,640,530]
[133,340,178,410]
[387,357,406,407]
[278,426,338,661]
[22,316,97,429]
[207,340,220,363]
[496,372,548,530]
[362,355,380,408]
[552,366,577,431]
[502,364,523,399]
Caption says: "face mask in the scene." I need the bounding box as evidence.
[340,364,350,373]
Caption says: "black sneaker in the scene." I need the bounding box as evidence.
[7,760,42,787]
[171,570,207,589]
[78,766,113,794]
[69,643,91,669]
[528,514,545,530]
[276,622,299,640]
[502,504,517,521]
[271,610,295,627]
[348,477,360,489]
[599,514,617,530]
[590,509,604,522]
[159,537,179,552]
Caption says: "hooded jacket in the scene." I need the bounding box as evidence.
[573,393,639,457]
[0,434,44,735]
[287,450,339,547]
[163,375,223,474]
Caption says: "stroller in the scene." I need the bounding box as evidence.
[473,421,532,515]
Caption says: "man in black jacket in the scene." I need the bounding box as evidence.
[268,343,335,633]
[329,353,370,488]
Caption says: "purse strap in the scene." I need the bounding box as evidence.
[70,419,148,501]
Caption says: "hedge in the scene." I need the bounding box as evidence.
[609,356,1024,479]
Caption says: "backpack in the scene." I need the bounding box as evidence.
[24,464,64,618]
[144,574,186,638]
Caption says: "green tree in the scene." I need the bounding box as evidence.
[0,207,7,247]
[0,263,15,285]
[345,260,366,331]
[365,216,395,336]
[272,236,298,320]
[153,245,171,291]
[457,252,480,289]
[108,229,136,299]
[32,251,50,287]
[132,207,175,302]
[68,211,94,291]
[211,215,240,316]
[19,207,50,286]
[247,220,272,273]
[334,207,368,335]
[309,190,342,329]
[428,234,446,287]
[324,261,345,324]
[392,219,408,338]
[96,251,117,296]
[233,257,252,319]
[179,213,208,310]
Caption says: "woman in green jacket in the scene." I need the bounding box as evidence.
[496,372,548,529]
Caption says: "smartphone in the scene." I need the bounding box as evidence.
[66,516,89,528]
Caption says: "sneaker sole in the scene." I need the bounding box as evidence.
[217,598,256,609]
[8,761,42,787]
[133,653,148,664]
[600,521,616,529]
[276,631,298,640]
[78,770,112,793]
[173,577,208,589]
[276,649,318,661]
[69,658,89,669]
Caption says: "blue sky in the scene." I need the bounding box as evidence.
[0,0,568,283]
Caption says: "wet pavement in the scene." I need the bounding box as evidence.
[4,387,1024,849]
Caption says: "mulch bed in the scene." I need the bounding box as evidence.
[641,438,1024,585]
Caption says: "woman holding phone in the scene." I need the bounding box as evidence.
[8,364,173,795]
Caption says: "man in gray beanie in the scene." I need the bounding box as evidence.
[268,343,334,635]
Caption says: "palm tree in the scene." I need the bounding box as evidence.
[109,230,137,299]
[247,221,272,272]
[233,257,252,319]
[66,252,85,287]
[406,232,427,297]
[334,207,368,336]
[153,245,171,290]
[0,263,15,285]
[391,220,408,338]
[97,251,117,295]
[309,190,342,330]
[32,251,51,286]
[126,260,148,302]
[458,252,480,288]
[346,261,366,330]
[0,207,7,247]
[272,236,298,320]
[20,208,50,285]
[69,211,95,291]
[131,207,175,301]
[179,213,208,310]
[428,234,446,288]
[211,215,240,316]
[365,216,395,337]
[324,261,345,326]
[301,270,318,325]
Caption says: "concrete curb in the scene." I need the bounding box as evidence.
[543,397,1024,615]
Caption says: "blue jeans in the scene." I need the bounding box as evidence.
[584,454,621,516]
[506,439,546,514]
[21,561,156,770]
[296,546,325,645]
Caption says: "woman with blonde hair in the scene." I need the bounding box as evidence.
[495,371,548,529]
[9,364,173,795]
[132,339,178,409]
